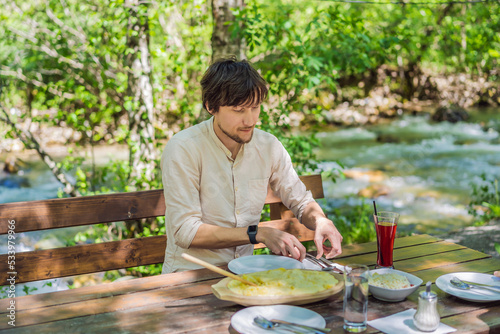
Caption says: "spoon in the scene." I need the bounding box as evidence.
[271,319,331,333]
[450,277,500,293]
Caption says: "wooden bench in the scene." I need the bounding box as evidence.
[0,174,324,285]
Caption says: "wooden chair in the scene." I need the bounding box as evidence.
[0,174,324,285]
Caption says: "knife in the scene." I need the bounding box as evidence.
[270,319,331,333]
[460,280,500,291]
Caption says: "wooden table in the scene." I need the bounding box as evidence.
[1,234,499,333]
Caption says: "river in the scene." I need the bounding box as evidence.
[316,108,500,235]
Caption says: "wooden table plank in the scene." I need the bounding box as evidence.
[441,304,500,334]
[337,234,441,259]
[412,257,500,283]
[1,294,239,334]
[392,248,492,273]
[335,242,481,271]
[0,268,224,314]
[0,278,224,330]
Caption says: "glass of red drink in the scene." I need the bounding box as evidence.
[374,211,400,268]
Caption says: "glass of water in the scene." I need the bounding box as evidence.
[343,264,369,332]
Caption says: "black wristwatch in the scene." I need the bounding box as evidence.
[247,225,258,244]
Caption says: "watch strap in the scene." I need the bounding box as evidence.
[247,225,258,244]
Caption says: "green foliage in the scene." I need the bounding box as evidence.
[253,247,272,255]
[322,162,346,184]
[127,264,163,277]
[468,174,500,225]
[236,0,499,106]
[234,1,398,171]
[323,200,377,245]
[22,285,38,295]
[0,0,129,142]
[0,286,8,299]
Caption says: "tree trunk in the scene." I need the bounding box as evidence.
[211,0,245,61]
[125,0,156,190]
[400,4,453,99]
[0,106,80,197]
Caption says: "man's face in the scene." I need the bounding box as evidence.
[213,104,261,145]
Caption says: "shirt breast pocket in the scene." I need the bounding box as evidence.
[248,177,270,215]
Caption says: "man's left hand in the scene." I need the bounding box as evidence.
[314,217,343,259]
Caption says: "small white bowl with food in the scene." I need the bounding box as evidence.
[368,268,423,302]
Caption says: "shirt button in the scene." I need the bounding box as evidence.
[235,253,240,258]
[236,210,240,215]
[235,187,239,191]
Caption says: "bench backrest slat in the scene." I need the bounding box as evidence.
[0,174,324,284]
[0,175,323,234]
[0,190,166,234]
[0,236,166,283]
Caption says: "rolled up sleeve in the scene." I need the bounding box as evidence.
[268,140,315,222]
[161,139,203,249]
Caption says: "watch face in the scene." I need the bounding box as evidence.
[248,225,257,233]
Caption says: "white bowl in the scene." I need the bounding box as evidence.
[368,268,423,302]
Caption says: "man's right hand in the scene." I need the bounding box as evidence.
[256,227,306,261]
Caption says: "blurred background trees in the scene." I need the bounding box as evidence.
[0,0,498,279]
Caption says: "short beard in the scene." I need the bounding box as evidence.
[217,121,254,144]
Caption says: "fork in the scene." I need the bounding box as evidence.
[305,253,328,269]
[254,316,326,334]
[253,316,312,334]
[305,254,344,273]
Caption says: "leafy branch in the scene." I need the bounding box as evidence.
[0,83,80,197]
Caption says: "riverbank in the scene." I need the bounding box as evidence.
[438,219,500,259]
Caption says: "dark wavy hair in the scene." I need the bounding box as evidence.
[201,56,268,113]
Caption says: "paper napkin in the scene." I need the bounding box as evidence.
[367,309,456,334]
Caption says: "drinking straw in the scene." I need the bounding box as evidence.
[373,200,384,266]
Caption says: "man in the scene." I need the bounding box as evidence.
[161,57,342,273]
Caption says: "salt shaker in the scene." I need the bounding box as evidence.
[413,281,440,332]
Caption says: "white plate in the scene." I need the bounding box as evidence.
[436,272,500,302]
[228,255,305,274]
[231,305,326,334]
[302,257,323,270]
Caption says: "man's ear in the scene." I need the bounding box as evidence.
[205,103,213,115]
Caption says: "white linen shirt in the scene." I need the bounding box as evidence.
[160,117,315,273]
